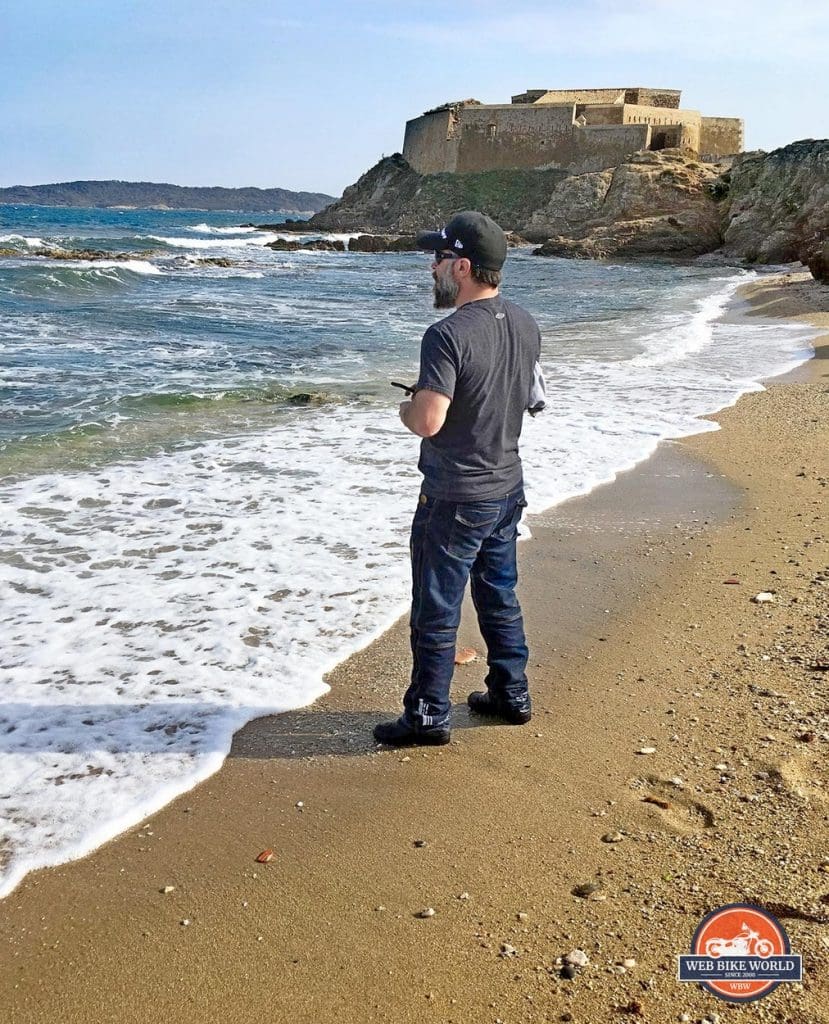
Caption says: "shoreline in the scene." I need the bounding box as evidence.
[3,272,827,1023]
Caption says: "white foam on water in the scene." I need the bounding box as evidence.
[629,276,741,367]
[146,234,283,249]
[0,234,45,247]
[186,224,260,234]
[0,411,419,897]
[141,231,356,254]
[0,272,820,898]
[70,259,162,276]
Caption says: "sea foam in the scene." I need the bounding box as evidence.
[186,223,260,234]
[0,258,820,899]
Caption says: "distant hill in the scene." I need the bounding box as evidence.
[0,180,336,213]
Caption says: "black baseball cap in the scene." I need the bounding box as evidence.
[416,210,507,271]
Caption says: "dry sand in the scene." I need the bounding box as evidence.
[2,273,827,1024]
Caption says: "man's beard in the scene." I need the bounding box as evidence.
[433,271,459,310]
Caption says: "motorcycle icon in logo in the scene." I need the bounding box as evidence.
[704,923,775,959]
[678,903,802,1003]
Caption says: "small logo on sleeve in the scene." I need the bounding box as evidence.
[678,904,802,1003]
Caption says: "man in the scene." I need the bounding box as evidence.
[373,210,542,747]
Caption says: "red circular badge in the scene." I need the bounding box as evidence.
[690,903,790,1002]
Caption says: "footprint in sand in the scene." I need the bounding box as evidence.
[631,776,716,833]
[767,757,828,805]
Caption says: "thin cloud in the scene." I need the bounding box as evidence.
[374,2,829,62]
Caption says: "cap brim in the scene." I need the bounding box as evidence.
[415,231,445,251]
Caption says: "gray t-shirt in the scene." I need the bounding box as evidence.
[415,295,541,502]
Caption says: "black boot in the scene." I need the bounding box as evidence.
[373,716,451,747]
[467,690,532,725]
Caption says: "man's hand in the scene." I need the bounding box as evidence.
[399,389,450,438]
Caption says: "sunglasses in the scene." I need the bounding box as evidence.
[433,250,461,263]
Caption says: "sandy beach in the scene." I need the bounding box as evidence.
[2,272,827,1024]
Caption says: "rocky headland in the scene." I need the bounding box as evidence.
[299,141,829,282]
[0,180,335,213]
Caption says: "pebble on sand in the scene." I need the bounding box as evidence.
[752,591,776,603]
[637,746,657,755]
[417,907,436,918]
[564,949,589,967]
[572,880,602,898]
[601,831,624,843]
[160,885,175,894]
[454,646,478,665]
[255,849,274,863]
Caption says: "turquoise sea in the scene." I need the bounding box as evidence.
[0,204,817,897]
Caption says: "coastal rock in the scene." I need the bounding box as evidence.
[265,238,345,252]
[29,247,152,261]
[347,234,418,253]
[721,140,829,275]
[193,257,234,267]
[303,154,567,234]
[301,140,828,278]
[304,155,423,232]
[804,237,829,285]
[528,150,725,258]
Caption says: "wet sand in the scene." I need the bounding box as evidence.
[2,272,827,1024]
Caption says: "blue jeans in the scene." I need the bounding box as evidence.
[403,488,530,730]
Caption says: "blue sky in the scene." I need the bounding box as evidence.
[1,0,826,196]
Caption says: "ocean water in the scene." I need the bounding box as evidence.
[0,205,818,898]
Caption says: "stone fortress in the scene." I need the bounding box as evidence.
[403,87,743,177]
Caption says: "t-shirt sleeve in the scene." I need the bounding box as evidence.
[416,324,458,400]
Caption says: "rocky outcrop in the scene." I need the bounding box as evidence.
[347,234,418,252]
[33,248,153,261]
[306,150,726,260]
[721,140,829,276]
[294,141,829,283]
[804,240,829,284]
[304,154,567,234]
[304,155,423,232]
[528,150,727,258]
[265,238,345,252]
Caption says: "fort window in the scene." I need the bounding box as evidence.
[487,123,497,140]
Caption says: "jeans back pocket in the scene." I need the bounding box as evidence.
[448,502,501,558]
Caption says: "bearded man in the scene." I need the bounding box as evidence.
[374,211,543,747]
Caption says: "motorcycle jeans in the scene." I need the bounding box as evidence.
[402,488,530,729]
